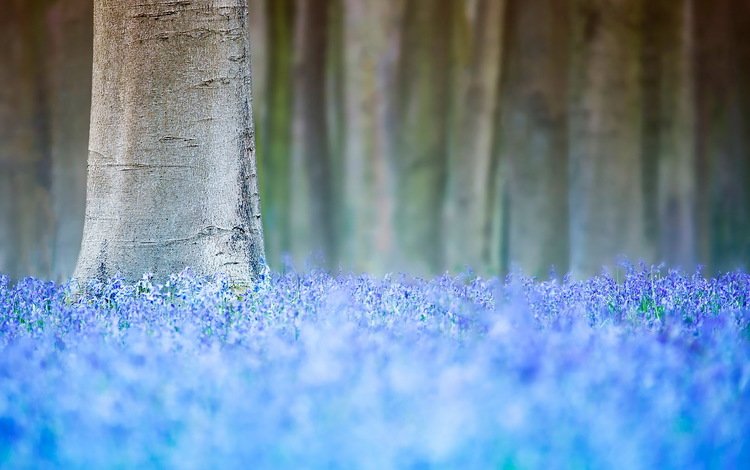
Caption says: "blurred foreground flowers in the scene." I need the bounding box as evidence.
[0,266,748,468]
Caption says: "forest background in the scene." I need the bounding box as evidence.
[1,0,749,281]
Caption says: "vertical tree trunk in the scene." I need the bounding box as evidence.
[499,0,570,277]
[640,0,697,270]
[290,0,336,268]
[392,0,452,274]
[326,0,346,268]
[248,0,268,184]
[444,0,505,274]
[248,0,267,115]
[74,0,266,283]
[259,0,294,269]
[485,136,510,277]
[342,0,403,273]
[694,0,750,273]
[640,0,661,257]
[45,0,94,280]
[0,0,54,280]
[737,0,750,273]
[568,0,650,277]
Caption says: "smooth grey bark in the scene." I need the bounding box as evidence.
[694,0,750,273]
[248,0,267,112]
[444,0,505,274]
[341,0,402,273]
[258,0,294,269]
[500,0,569,277]
[290,0,336,268]
[0,0,54,280]
[568,0,651,277]
[327,0,346,265]
[392,0,452,274]
[0,1,28,278]
[46,0,93,280]
[641,0,697,270]
[75,0,266,283]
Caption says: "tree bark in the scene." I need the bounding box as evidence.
[290,0,336,268]
[45,0,94,280]
[639,0,697,271]
[694,0,750,273]
[248,0,267,115]
[392,0,452,274]
[327,0,346,261]
[737,0,750,272]
[259,0,294,269]
[0,0,54,280]
[499,0,569,277]
[568,0,651,277]
[444,0,505,275]
[74,0,266,283]
[341,0,403,273]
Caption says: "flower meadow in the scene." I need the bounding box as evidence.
[1,266,749,469]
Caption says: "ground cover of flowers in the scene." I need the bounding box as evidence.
[1,266,749,468]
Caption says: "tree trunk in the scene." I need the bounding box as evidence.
[248,0,267,116]
[327,0,346,265]
[444,0,505,275]
[500,0,570,277]
[737,0,750,272]
[341,0,403,273]
[290,0,336,268]
[568,0,650,277]
[640,0,697,271]
[259,0,294,269]
[392,0,452,274]
[45,0,94,281]
[74,0,266,283]
[0,0,54,280]
[694,0,750,273]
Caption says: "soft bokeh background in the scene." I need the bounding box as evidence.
[0,0,749,280]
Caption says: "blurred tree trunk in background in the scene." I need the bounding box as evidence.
[290,0,337,268]
[0,0,54,279]
[738,0,750,272]
[569,0,651,277]
[327,0,346,268]
[444,0,505,275]
[499,0,570,278]
[392,0,452,275]
[45,0,93,280]
[695,0,750,273]
[249,0,267,148]
[641,0,697,270]
[341,0,402,273]
[260,0,294,269]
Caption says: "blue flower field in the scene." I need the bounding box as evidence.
[1,266,749,468]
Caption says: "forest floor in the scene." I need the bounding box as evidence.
[0,266,748,468]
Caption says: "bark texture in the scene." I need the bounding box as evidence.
[640,0,697,270]
[258,0,294,268]
[341,0,402,272]
[694,0,750,272]
[248,0,267,112]
[290,0,337,268]
[444,0,505,274]
[569,0,651,277]
[500,0,570,277]
[46,0,93,280]
[75,0,266,283]
[0,0,54,280]
[392,0,452,274]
